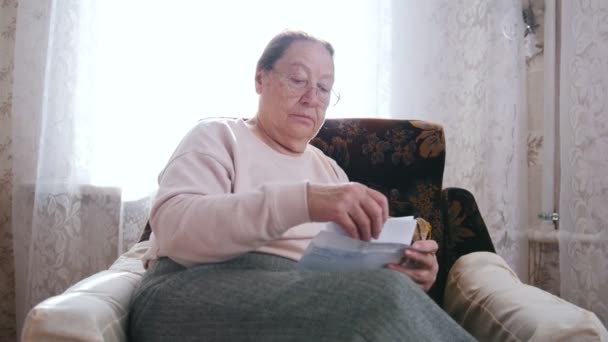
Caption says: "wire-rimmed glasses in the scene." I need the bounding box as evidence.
[271,70,341,107]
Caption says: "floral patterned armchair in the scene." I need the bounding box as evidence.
[310,118,496,304]
[27,119,605,342]
[140,118,496,306]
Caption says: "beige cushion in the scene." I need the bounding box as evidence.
[445,252,608,342]
[21,241,149,342]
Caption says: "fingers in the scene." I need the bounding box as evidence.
[387,265,437,291]
[307,182,389,241]
[345,184,385,240]
[410,240,439,254]
[359,196,383,240]
[366,187,389,222]
[363,188,388,239]
[405,269,437,291]
[404,247,436,269]
[386,241,439,292]
[403,240,438,271]
[332,183,387,241]
[350,204,371,241]
[336,213,360,240]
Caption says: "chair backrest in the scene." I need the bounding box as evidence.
[313,118,449,302]
[313,118,446,243]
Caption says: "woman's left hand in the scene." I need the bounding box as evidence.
[386,240,439,292]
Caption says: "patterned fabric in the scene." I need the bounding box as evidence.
[139,118,496,306]
[442,188,496,276]
[13,184,123,308]
[313,119,495,305]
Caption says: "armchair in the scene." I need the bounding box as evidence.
[22,119,605,341]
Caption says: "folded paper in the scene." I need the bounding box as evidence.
[298,216,416,272]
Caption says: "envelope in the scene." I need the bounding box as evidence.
[298,216,416,272]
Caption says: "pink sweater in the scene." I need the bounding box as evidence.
[143,118,349,267]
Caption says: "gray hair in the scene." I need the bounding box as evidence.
[256,30,334,72]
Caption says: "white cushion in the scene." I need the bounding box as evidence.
[444,252,608,342]
[21,241,149,342]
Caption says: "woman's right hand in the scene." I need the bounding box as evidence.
[307,182,389,241]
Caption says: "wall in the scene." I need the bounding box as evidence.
[0,1,17,340]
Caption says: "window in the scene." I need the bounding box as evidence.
[88,1,386,199]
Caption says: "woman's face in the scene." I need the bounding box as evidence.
[255,40,335,145]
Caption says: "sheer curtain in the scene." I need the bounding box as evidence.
[9,0,527,334]
[10,0,387,333]
[557,0,608,325]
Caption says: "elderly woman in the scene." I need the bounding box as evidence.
[128,31,474,341]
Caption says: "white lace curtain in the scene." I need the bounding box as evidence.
[556,0,608,325]
[9,0,530,333]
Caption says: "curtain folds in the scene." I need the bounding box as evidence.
[10,1,132,334]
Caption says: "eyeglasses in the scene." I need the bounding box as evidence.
[271,70,341,107]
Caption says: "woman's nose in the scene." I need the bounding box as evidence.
[299,86,323,106]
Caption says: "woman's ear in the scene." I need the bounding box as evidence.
[255,71,264,94]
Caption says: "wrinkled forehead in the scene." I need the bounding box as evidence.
[275,41,334,78]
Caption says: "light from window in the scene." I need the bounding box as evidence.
[89,0,384,199]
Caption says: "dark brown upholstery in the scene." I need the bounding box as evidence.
[311,118,495,305]
[139,118,495,307]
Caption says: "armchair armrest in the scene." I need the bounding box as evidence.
[21,241,149,342]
